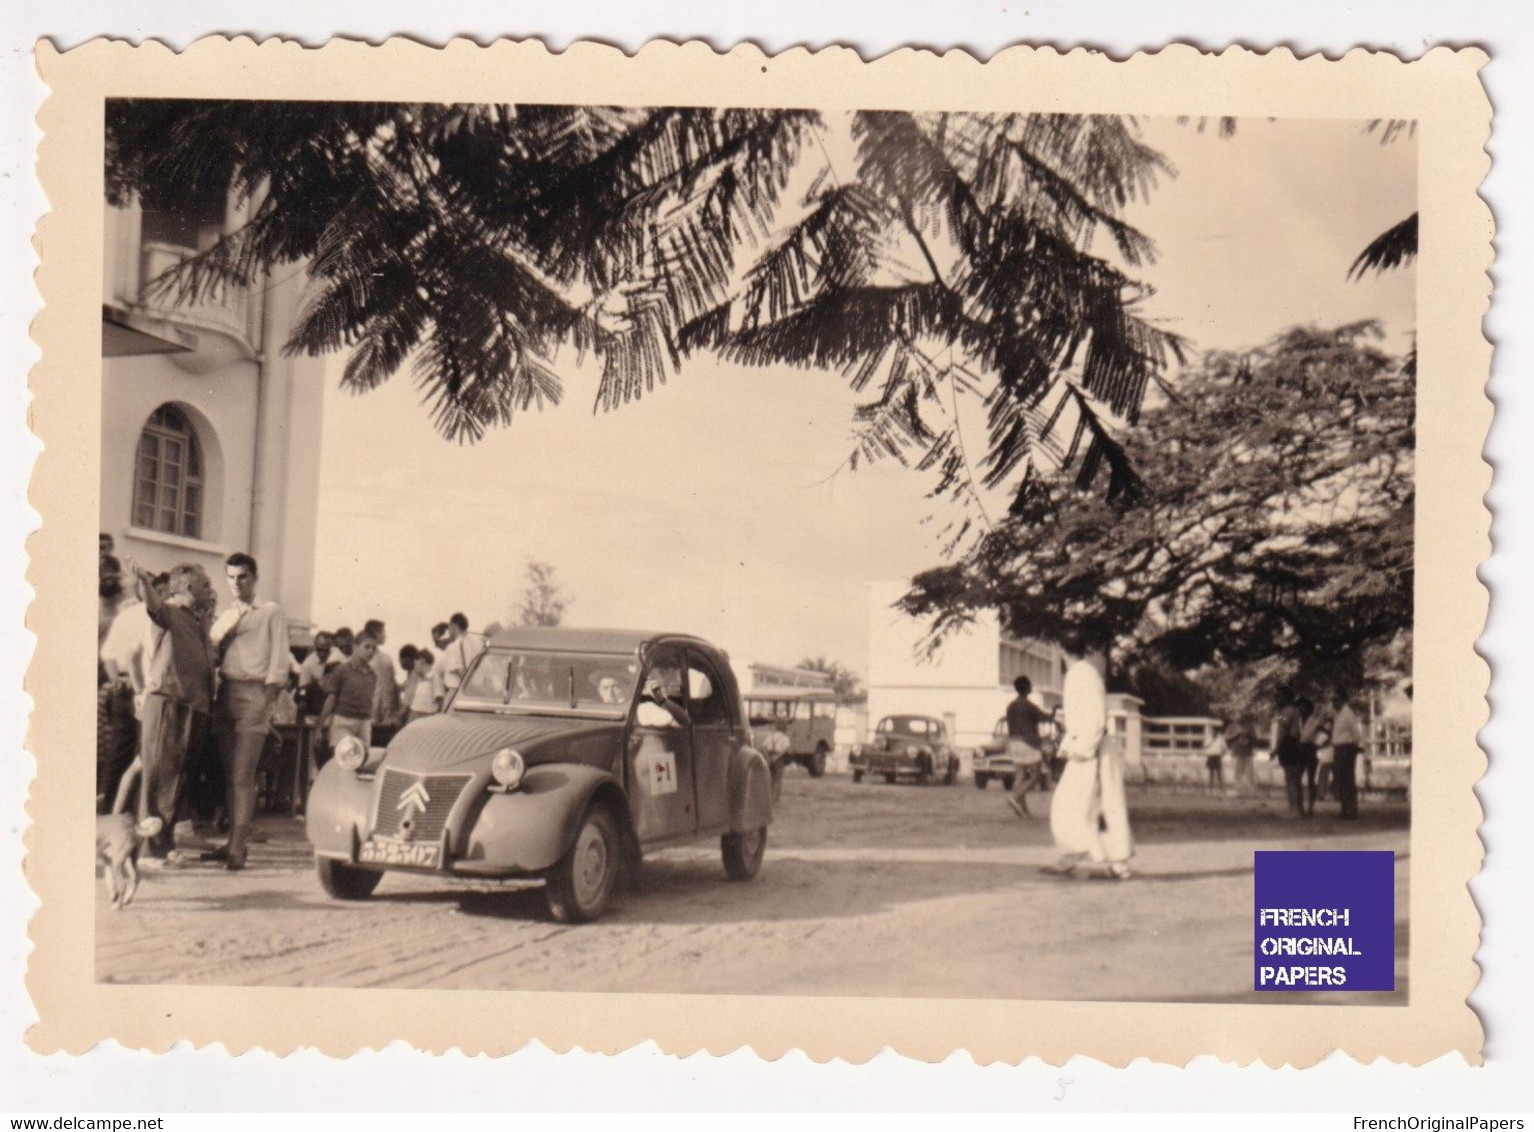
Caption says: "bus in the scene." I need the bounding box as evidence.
[742,687,838,779]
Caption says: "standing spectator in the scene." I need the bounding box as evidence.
[97,560,126,669]
[1002,676,1050,819]
[400,648,438,725]
[1329,688,1365,819]
[364,619,401,745]
[98,571,170,810]
[432,613,483,706]
[298,631,337,690]
[1045,648,1133,880]
[1204,723,1229,793]
[333,626,355,659]
[1298,697,1327,817]
[430,622,452,650]
[125,559,216,861]
[320,629,381,752]
[1226,719,1256,794]
[1271,686,1307,818]
[208,553,288,871]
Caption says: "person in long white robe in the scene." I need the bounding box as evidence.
[1046,651,1134,878]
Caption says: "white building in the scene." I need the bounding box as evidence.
[101,184,325,646]
[865,580,1145,758]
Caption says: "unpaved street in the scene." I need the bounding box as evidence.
[96,774,1409,1002]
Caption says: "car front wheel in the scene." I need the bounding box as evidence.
[546,806,621,924]
[316,858,383,901]
[974,772,990,789]
[852,768,864,783]
[722,826,767,880]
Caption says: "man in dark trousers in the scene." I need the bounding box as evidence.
[125,559,216,862]
[1329,687,1365,819]
[1004,676,1051,818]
[208,553,288,870]
[1271,685,1307,818]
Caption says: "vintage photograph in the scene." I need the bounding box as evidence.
[22,37,1491,1063]
[91,96,1417,1001]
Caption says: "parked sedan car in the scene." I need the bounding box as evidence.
[305,628,776,923]
[848,715,960,785]
[970,718,1018,791]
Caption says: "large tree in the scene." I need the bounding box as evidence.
[106,101,1179,495]
[900,322,1414,691]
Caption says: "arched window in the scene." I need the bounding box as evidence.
[132,405,204,539]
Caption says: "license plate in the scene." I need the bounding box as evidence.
[359,839,442,869]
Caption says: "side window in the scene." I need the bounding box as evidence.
[794,701,812,722]
[686,652,730,728]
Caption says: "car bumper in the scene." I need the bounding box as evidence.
[306,761,613,878]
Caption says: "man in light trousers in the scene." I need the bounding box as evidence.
[1044,648,1134,880]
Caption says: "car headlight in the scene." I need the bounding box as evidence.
[335,735,367,772]
[491,747,525,790]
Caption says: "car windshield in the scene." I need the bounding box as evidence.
[453,649,640,715]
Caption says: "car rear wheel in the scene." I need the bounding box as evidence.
[916,756,932,786]
[316,858,383,901]
[546,805,620,924]
[852,769,864,783]
[808,744,829,778]
[974,772,990,789]
[722,826,767,880]
[883,772,896,784]
[944,758,959,786]
[1001,774,1017,792]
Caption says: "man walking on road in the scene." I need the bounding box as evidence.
[1045,647,1134,880]
[208,553,288,871]
[1003,676,1050,818]
[125,560,216,861]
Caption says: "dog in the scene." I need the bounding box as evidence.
[96,812,162,910]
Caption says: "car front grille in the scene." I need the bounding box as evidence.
[372,768,472,842]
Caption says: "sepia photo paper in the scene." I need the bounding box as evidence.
[27,37,1491,1065]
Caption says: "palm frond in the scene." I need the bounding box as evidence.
[1349,212,1418,279]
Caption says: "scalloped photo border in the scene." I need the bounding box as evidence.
[25,36,1491,1065]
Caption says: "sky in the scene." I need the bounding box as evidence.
[308,115,1417,678]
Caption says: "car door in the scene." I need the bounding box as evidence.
[627,646,696,843]
[687,649,734,834]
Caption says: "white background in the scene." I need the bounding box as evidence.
[0,0,1530,1113]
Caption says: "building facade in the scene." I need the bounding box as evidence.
[865,580,1144,759]
[101,187,325,646]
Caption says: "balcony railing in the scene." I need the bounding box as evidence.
[136,241,265,359]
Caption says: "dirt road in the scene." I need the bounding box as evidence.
[96,773,1409,1001]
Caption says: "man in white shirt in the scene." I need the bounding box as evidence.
[1329,688,1366,819]
[97,570,169,809]
[1045,647,1134,879]
[208,552,288,870]
[430,613,484,706]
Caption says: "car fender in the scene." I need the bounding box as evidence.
[459,762,628,874]
[305,759,377,858]
[728,744,774,833]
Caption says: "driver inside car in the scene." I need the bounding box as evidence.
[636,660,690,728]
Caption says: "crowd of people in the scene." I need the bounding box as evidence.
[95,533,495,871]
